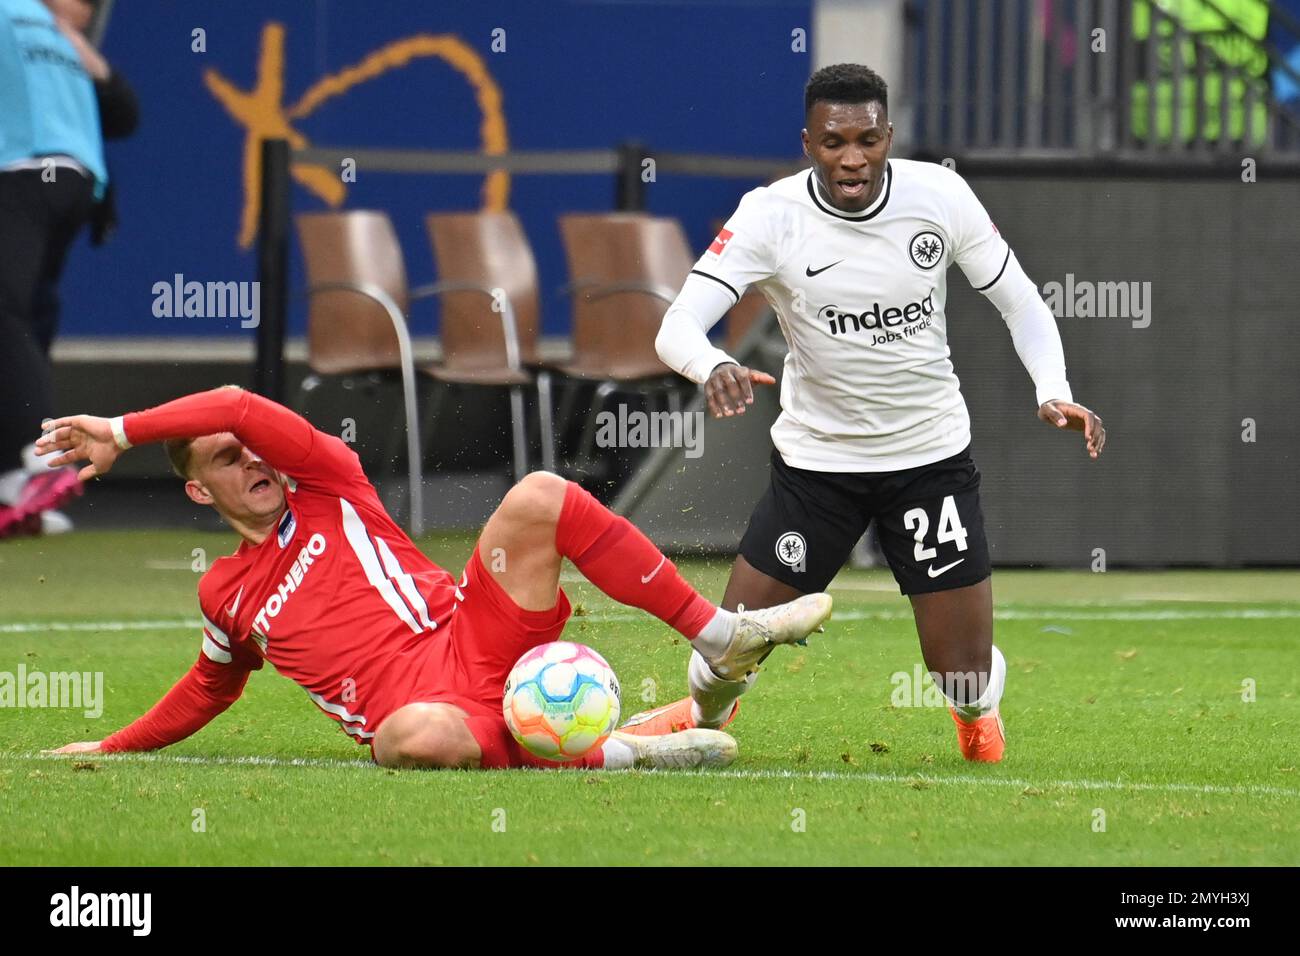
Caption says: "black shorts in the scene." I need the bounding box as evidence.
[738,446,992,596]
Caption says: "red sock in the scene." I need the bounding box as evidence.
[554,481,716,639]
[466,715,605,769]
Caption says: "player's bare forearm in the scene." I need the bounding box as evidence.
[1038,399,1106,459]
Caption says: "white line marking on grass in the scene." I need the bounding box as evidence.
[8,752,1296,798]
[4,606,1300,635]
[0,619,197,634]
[11,751,374,770]
[986,608,1300,621]
[699,769,1300,798]
[578,608,1300,624]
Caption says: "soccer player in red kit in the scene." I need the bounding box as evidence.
[36,386,832,770]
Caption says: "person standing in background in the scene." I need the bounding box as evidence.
[0,0,137,537]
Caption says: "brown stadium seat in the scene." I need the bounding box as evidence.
[420,210,555,478]
[557,212,686,379]
[297,210,410,374]
[554,213,692,469]
[295,210,426,534]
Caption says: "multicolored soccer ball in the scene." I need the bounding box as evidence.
[503,642,621,761]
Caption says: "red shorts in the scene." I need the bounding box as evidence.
[366,546,572,755]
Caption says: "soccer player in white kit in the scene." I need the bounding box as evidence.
[621,64,1106,762]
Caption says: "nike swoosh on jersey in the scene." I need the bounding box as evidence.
[805,260,844,277]
[226,585,244,617]
[927,559,965,579]
[641,556,666,584]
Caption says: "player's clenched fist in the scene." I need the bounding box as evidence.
[34,414,122,481]
[1038,400,1106,459]
[705,363,777,418]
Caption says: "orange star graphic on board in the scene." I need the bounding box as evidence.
[204,22,510,248]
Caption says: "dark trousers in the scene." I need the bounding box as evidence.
[0,169,96,470]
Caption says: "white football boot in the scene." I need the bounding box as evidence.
[702,593,833,680]
[608,728,738,769]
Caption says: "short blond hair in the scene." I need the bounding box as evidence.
[164,437,196,479]
[164,385,245,479]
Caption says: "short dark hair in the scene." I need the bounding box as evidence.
[164,438,195,479]
[805,63,888,117]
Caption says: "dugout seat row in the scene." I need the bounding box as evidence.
[293,209,760,530]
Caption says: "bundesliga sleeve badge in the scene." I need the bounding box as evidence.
[705,227,734,259]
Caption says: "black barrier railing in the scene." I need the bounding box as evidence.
[288,145,803,180]
[254,138,291,404]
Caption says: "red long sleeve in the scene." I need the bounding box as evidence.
[100,653,252,753]
[119,386,365,495]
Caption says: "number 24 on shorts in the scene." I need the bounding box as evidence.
[903,495,969,562]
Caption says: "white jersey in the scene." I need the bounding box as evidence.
[673,158,1071,472]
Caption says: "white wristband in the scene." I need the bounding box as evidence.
[109,416,132,450]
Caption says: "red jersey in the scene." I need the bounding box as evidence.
[100,387,461,751]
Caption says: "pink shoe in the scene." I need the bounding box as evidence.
[2,470,83,538]
[10,468,83,528]
[0,504,42,539]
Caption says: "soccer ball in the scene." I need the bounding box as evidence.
[503,642,621,761]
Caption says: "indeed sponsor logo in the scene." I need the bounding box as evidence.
[253,533,327,634]
[819,290,937,343]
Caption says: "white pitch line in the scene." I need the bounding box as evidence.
[0,619,197,634]
[3,606,1300,635]
[578,608,1300,623]
[144,560,197,571]
[7,752,1296,798]
[826,580,901,592]
[699,768,1300,798]
[12,751,374,770]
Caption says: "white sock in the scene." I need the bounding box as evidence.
[688,649,754,727]
[691,607,737,662]
[600,734,635,769]
[947,644,1006,723]
[0,468,26,506]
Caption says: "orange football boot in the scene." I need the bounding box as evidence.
[950,707,1005,762]
[618,696,739,736]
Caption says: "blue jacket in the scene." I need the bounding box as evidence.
[0,0,107,192]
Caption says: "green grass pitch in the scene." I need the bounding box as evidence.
[1,530,1297,865]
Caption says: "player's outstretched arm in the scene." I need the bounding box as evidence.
[44,654,253,756]
[948,171,1107,462]
[657,275,776,418]
[38,385,363,491]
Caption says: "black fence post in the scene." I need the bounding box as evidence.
[615,141,647,210]
[255,137,290,402]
